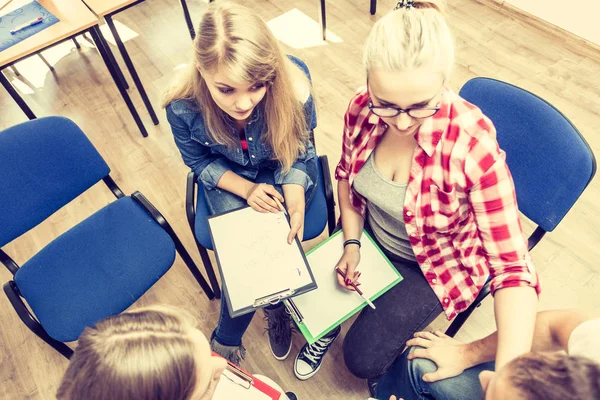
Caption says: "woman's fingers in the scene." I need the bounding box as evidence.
[256,196,279,213]
[263,184,284,202]
[252,198,272,213]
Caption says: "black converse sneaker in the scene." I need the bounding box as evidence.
[294,326,341,380]
[263,305,293,360]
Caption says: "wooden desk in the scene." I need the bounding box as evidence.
[81,0,158,125]
[0,0,149,136]
[81,0,139,17]
[0,0,96,67]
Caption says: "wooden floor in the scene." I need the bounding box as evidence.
[1,0,599,398]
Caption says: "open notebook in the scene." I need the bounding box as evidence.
[287,230,403,344]
[208,206,317,317]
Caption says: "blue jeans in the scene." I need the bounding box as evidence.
[206,167,316,346]
[376,346,496,400]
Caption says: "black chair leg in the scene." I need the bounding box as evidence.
[173,237,216,300]
[37,53,55,72]
[3,281,74,359]
[180,0,196,40]
[9,65,20,76]
[370,0,377,15]
[73,37,81,49]
[104,15,159,125]
[319,0,326,41]
[445,282,491,337]
[89,26,148,138]
[195,241,221,299]
[319,156,336,236]
[131,192,215,300]
[0,71,36,120]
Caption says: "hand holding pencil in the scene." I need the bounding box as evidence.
[335,267,376,309]
[335,245,361,290]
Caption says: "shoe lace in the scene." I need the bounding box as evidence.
[303,335,335,364]
[263,307,294,345]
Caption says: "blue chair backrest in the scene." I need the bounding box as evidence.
[0,117,110,247]
[459,78,596,232]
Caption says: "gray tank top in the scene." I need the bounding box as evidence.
[353,152,416,262]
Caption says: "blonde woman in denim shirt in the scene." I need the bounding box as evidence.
[163,3,318,366]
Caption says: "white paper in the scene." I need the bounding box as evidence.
[213,370,272,400]
[209,207,313,313]
[293,232,401,337]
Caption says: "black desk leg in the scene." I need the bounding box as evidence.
[98,33,129,90]
[0,70,36,120]
[319,0,327,41]
[94,29,129,90]
[105,15,159,125]
[180,0,195,40]
[370,0,377,15]
[89,26,148,138]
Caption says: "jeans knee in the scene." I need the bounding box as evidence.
[408,347,438,381]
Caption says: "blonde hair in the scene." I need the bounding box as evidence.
[163,2,311,173]
[57,306,201,400]
[363,0,454,79]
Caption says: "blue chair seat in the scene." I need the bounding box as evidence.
[194,158,329,250]
[14,196,176,342]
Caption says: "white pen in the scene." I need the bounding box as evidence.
[10,16,43,35]
[273,196,287,216]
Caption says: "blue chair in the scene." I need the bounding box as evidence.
[445,77,596,336]
[0,117,214,359]
[185,60,336,299]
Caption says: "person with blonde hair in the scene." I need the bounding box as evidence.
[57,306,225,400]
[57,306,298,400]
[163,2,318,365]
[293,0,540,394]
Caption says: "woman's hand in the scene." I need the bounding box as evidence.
[335,245,361,291]
[287,208,305,244]
[246,183,284,213]
[406,330,470,382]
[282,184,305,244]
[389,396,405,400]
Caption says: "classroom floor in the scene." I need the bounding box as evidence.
[1,0,599,399]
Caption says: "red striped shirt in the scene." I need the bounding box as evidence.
[335,86,540,319]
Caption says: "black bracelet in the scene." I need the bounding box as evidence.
[343,239,361,248]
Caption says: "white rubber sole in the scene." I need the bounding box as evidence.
[294,353,322,380]
[269,341,292,361]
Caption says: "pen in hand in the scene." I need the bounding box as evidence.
[273,197,287,216]
[335,267,376,309]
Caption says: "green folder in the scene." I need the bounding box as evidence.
[286,230,403,344]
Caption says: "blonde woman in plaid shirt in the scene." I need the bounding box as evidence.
[292,0,540,395]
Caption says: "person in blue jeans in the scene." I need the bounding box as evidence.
[376,309,600,400]
[162,2,318,366]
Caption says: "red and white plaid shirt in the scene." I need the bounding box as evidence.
[335,86,541,319]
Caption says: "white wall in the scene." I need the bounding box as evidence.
[505,0,600,46]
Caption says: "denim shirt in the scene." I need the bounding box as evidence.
[165,56,318,192]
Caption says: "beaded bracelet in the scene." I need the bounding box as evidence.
[343,239,361,248]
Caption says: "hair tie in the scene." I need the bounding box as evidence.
[395,0,415,10]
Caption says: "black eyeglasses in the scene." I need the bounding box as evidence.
[368,99,440,119]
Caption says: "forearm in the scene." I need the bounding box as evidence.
[282,184,305,213]
[337,180,364,241]
[216,171,255,199]
[493,286,538,368]
[463,308,595,367]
